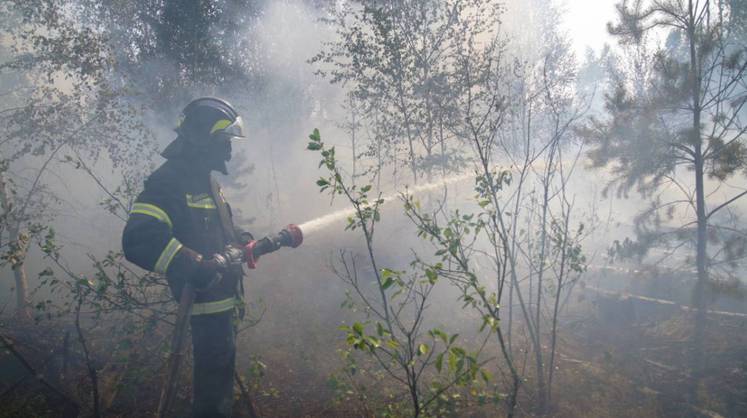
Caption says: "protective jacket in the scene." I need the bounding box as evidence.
[122,157,250,315]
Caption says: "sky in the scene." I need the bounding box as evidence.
[561,0,618,57]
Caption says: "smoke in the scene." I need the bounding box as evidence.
[3,1,746,415]
[8,0,743,327]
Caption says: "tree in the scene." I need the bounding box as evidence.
[315,1,594,414]
[73,0,265,110]
[489,1,590,411]
[0,0,155,319]
[312,0,500,184]
[308,129,487,417]
[406,12,590,411]
[579,0,747,402]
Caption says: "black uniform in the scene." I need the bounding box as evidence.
[122,157,248,417]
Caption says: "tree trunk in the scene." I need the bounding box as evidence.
[692,146,707,403]
[14,258,31,320]
[0,167,30,320]
[688,0,708,403]
[349,96,357,185]
[439,116,447,179]
[547,194,571,405]
[396,85,418,184]
[405,122,417,184]
[533,139,557,414]
[9,222,31,321]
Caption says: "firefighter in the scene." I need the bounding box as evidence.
[122,97,300,417]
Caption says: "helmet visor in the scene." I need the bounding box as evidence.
[213,116,246,139]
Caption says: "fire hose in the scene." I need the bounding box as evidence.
[157,224,303,418]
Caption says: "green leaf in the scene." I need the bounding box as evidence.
[478,315,499,332]
[480,369,492,383]
[425,269,438,284]
[307,141,322,151]
[367,336,381,349]
[430,328,448,344]
[316,178,329,187]
[448,351,458,372]
[352,322,364,335]
[487,316,499,331]
[381,276,394,290]
[435,352,444,372]
[418,343,429,356]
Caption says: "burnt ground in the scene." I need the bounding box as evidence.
[237,282,747,417]
[2,266,746,417]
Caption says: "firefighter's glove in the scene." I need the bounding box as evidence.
[192,245,245,288]
[219,245,245,266]
[190,256,225,290]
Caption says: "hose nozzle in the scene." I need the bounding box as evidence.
[279,224,303,248]
[242,224,303,269]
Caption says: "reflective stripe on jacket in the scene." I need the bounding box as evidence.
[122,158,248,313]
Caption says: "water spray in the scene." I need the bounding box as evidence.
[296,157,564,237]
[298,172,474,236]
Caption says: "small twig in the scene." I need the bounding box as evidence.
[0,333,80,416]
[61,331,70,383]
[76,294,101,418]
[706,189,747,220]
[68,150,129,219]
[0,349,58,400]
[234,371,260,418]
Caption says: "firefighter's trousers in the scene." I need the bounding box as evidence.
[191,310,236,418]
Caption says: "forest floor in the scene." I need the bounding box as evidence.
[549,289,747,418]
[1,274,746,417]
[238,285,747,417]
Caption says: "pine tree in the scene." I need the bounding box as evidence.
[579,0,747,402]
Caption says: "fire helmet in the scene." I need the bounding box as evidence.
[161,97,246,166]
